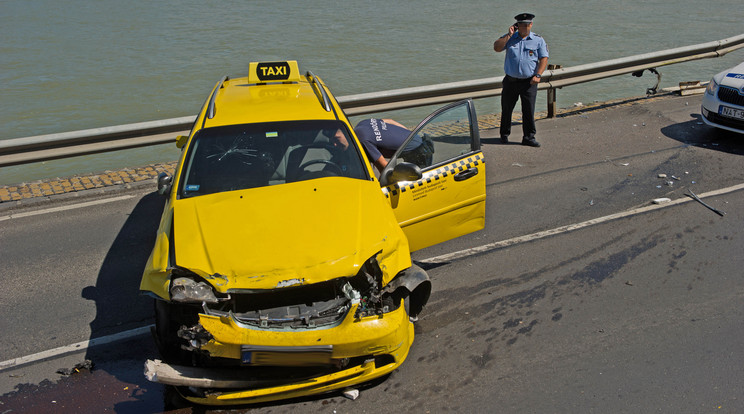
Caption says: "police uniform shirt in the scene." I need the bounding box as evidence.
[354,119,421,160]
[503,32,549,79]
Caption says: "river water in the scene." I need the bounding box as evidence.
[1,0,742,184]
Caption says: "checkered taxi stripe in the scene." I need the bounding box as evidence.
[382,153,484,198]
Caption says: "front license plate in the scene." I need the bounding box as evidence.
[241,345,333,366]
[719,105,744,120]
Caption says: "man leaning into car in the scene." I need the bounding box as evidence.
[329,119,433,172]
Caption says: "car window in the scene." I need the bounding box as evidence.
[396,101,479,171]
[178,121,369,198]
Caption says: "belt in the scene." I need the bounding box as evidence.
[505,75,531,81]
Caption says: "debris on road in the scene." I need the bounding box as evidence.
[686,190,725,217]
[342,388,360,400]
[652,198,671,204]
[56,360,94,376]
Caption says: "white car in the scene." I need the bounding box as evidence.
[701,61,744,134]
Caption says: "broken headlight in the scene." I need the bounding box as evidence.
[351,254,399,319]
[170,276,220,304]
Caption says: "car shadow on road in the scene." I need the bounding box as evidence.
[81,190,166,412]
[661,113,744,155]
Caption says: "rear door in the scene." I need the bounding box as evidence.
[380,99,485,252]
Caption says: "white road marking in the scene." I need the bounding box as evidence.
[0,195,136,221]
[1,183,741,370]
[419,183,744,264]
[0,325,152,372]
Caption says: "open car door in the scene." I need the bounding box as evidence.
[380,99,485,252]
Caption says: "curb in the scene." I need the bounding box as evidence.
[0,162,176,209]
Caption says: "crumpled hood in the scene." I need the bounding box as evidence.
[172,178,409,291]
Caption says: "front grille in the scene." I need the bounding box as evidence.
[717,86,744,107]
[205,280,353,329]
[231,300,350,328]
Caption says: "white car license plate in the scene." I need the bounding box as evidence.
[719,105,744,120]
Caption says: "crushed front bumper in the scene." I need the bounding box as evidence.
[145,303,413,405]
[147,355,401,405]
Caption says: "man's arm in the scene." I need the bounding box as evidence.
[531,57,548,84]
[493,25,516,52]
[374,155,388,171]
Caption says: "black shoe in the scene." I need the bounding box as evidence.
[500,135,509,144]
[521,137,541,147]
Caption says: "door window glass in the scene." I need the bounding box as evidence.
[395,101,478,171]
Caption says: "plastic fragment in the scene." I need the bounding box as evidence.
[657,173,667,178]
[343,388,360,400]
[653,198,671,204]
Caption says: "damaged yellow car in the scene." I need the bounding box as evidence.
[141,61,486,405]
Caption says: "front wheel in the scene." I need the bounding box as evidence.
[153,300,199,365]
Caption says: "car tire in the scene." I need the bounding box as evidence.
[154,300,199,366]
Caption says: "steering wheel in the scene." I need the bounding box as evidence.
[297,159,344,176]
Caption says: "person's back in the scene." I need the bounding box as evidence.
[354,118,420,170]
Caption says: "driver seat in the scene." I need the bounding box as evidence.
[285,144,334,182]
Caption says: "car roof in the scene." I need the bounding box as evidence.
[202,61,340,128]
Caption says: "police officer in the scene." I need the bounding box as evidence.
[493,13,549,147]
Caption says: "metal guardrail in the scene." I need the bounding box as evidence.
[1,34,743,167]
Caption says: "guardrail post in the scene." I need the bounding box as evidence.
[547,64,561,118]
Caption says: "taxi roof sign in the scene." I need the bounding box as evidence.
[249,61,300,83]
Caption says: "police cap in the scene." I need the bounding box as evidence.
[514,13,535,23]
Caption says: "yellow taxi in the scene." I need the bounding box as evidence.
[141,61,486,405]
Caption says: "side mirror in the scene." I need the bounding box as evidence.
[157,172,172,196]
[386,162,422,184]
[176,135,188,149]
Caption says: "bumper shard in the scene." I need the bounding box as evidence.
[145,356,397,405]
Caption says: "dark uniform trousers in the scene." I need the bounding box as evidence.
[500,75,538,139]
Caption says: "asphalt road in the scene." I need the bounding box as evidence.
[1,93,742,413]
